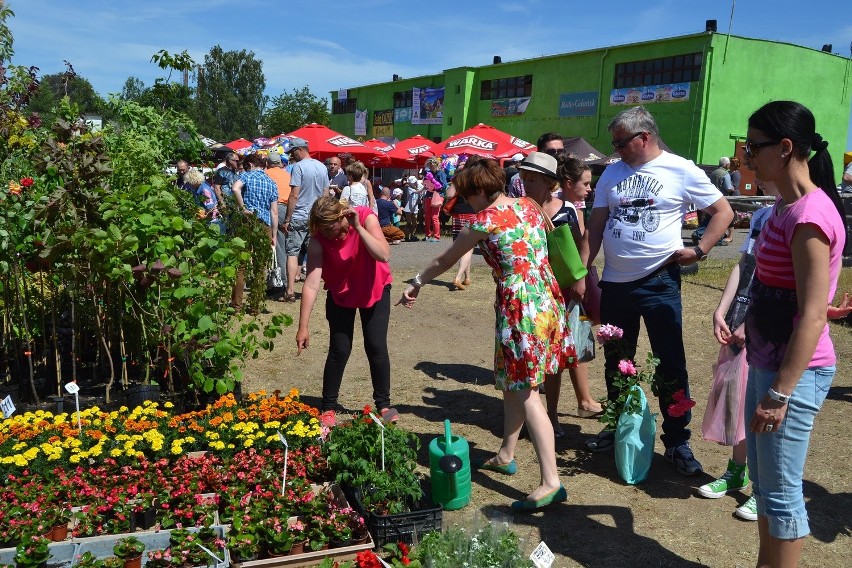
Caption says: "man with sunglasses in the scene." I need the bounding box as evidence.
[580,106,733,477]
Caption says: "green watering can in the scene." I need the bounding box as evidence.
[428,419,471,510]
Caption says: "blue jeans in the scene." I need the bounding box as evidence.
[599,264,690,448]
[745,365,834,539]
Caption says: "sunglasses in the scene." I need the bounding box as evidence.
[611,132,643,149]
[744,139,780,157]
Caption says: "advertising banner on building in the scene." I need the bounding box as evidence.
[491,96,531,117]
[610,83,690,106]
[373,109,394,138]
[394,107,412,123]
[354,109,367,136]
[412,87,444,125]
[559,91,598,117]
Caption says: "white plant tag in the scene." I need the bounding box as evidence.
[0,395,15,418]
[530,541,555,568]
[64,382,80,394]
[368,412,386,471]
[277,430,289,495]
[195,542,223,563]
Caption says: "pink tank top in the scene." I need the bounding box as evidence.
[315,207,392,308]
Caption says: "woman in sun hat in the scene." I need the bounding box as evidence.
[398,155,574,510]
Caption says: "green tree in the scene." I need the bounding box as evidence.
[263,85,330,135]
[194,45,266,141]
[26,67,106,121]
[120,76,146,101]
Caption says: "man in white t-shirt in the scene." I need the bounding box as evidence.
[841,161,852,192]
[580,106,733,476]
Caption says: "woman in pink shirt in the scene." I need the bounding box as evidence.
[743,101,847,567]
[295,196,397,420]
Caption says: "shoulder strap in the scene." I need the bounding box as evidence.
[523,197,555,232]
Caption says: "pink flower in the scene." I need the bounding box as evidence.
[596,324,624,345]
[617,359,637,376]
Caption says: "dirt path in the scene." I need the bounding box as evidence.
[243,229,851,567]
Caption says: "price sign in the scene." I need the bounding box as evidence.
[0,395,15,418]
[530,541,555,568]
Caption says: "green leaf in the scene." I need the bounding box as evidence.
[197,315,214,331]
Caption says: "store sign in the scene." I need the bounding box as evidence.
[610,82,690,106]
[559,91,598,117]
[394,107,412,123]
[373,109,394,137]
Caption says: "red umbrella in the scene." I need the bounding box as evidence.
[363,138,395,153]
[286,123,380,162]
[224,138,253,151]
[434,123,535,159]
[384,135,439,168]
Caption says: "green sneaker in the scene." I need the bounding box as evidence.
[735,496,758,521]
[697,459,749,498]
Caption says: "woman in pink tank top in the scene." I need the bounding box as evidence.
[295,196,396,419]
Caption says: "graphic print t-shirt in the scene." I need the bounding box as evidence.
[593,151,722,282]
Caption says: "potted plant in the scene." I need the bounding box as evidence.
[227,532,260,562]
[13,534,50,568]
[262,517,294,557]
[74,552,105,568]
[145,548,174,568]
[113,535,145,568]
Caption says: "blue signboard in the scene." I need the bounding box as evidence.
[559,91,598,117]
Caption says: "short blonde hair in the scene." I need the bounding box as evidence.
[308,195,349,235]
[183,168,205,188]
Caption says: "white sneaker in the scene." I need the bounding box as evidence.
[735,496,758,521]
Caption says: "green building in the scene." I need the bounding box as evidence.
[330,31,851,180]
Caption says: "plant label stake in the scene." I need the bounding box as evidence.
[196,541,224,565]
[529,541,555,568]
[277,430,288,495]
[64,381,81,431]
[378,558,392,568]
[368,412,386,471]
[0,395,15,419]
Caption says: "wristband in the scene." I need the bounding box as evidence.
[767,387,791,404]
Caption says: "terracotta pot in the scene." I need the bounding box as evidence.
[51,524,69,541]
[123,556,142,568]
[288,540,308,556]
[352,533,370,545]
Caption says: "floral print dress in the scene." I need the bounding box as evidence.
[471,197,576,391]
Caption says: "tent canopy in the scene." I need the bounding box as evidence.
[434,123,535,159]
[286,123,381,162]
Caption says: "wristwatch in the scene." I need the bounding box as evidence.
[693,245,708,261]
[411,274,424,288]
[767,387,791,404]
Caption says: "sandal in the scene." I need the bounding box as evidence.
[283,294,297,303]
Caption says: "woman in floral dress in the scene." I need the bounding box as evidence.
[398,155,574,510]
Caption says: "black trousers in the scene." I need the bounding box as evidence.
[321,284,392,411]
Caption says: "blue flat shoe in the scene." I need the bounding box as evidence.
[473,458,517,476]
[510,485,567,511]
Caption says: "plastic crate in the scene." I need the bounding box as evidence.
[347,483,443,547]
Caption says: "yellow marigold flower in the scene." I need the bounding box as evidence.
[69,455,81,464]
[227,443,235,449]
[244,439,254,448]
[164,402,174,409]
[263,421,281,430]
[110,448,122,457]
[171,445,183,455]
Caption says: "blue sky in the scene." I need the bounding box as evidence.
[6,0,852,148]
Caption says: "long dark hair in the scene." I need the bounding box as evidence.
[748,100,847,252]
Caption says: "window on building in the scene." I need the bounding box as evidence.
[614,53,703,88]
[393,90,413,109]
[332,98,357,114]
[480,75,533,100]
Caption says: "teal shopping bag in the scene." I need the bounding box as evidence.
[614,385,657,485]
